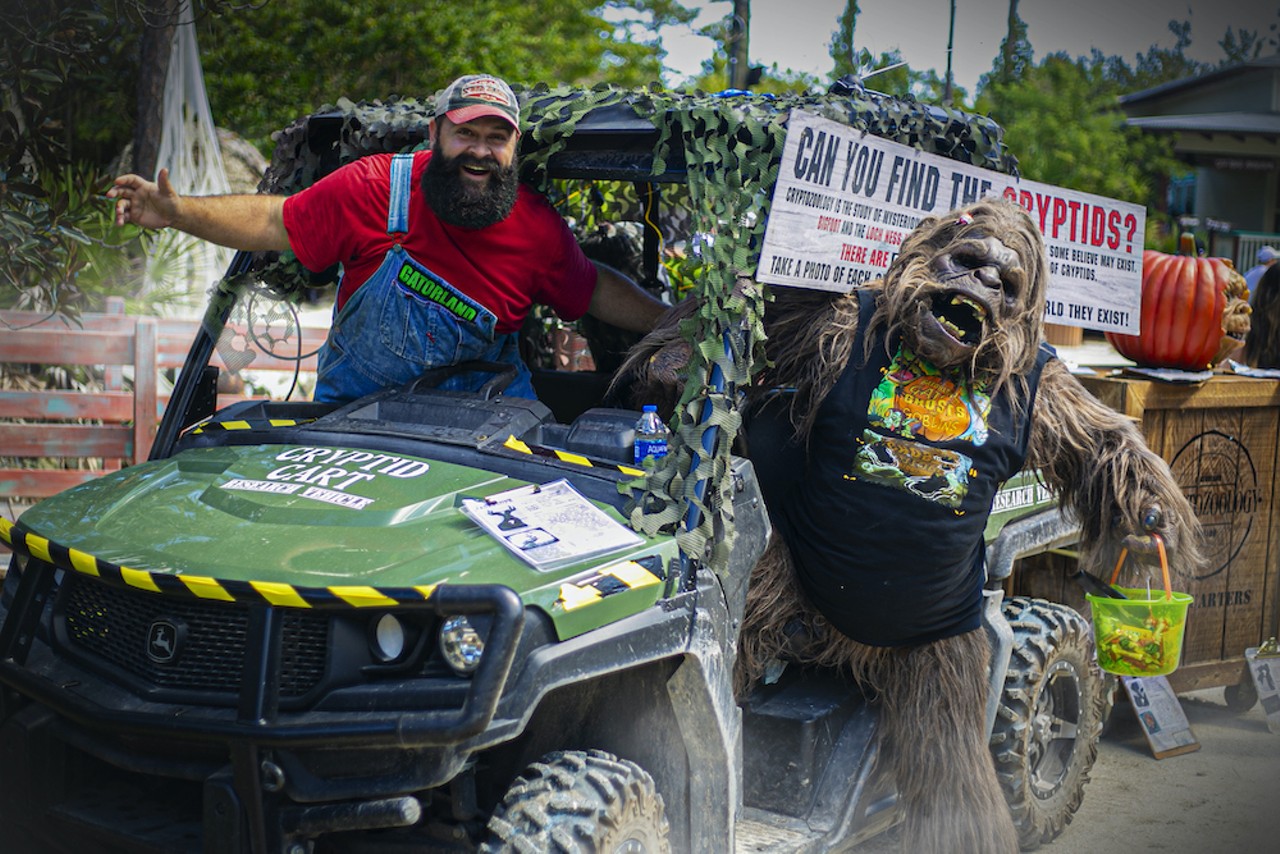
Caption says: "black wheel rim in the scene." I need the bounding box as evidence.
[1030,658,1083,799]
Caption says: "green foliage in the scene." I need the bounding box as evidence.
[0,4,134,312]
[978,55,1154,203]
[196,0,695,154]
[824,2,969,107]
[1100,21,1208,92]
[684,52,823,97]
[829,0,859,80]
[2,0,704,313]
[984,0,1031,89]
[0,4,135,172]
[852,49,969,107]
[974,14,1225,226]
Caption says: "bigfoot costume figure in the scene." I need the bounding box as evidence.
[622,198,1201,853]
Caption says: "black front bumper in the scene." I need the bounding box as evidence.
[0,554,526,853]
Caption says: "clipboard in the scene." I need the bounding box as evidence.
[1120,675,1201,759]
[1245,638,1280,735]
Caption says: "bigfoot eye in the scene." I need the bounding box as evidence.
[952,250,1005,291]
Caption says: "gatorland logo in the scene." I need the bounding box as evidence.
[1170,430,1263,581]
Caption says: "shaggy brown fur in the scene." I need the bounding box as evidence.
[1245,263,1280,368]
[1028,359,1202,573]
[621,198,1202,854]
[738,537,1018,854]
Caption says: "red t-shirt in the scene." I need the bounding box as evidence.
[281,151,597,333]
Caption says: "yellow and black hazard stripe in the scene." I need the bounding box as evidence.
[554,556,666,612]
[0,517,437,610]
[189,417,317,435]
[502,435,645,477]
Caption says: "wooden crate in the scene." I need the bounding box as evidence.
[1068,374,1280,693]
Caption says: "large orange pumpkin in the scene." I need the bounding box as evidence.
[1104,240,1249,371]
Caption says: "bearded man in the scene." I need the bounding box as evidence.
[109,74,665,402]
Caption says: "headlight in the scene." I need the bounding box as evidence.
[370,613,407,662]
[439,615,485,674]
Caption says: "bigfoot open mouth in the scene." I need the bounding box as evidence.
[930,291,988,346]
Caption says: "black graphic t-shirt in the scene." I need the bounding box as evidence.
[748,290,1053,646]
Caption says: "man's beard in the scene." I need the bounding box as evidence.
[421,147,520,229]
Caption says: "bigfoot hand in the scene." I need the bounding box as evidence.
[1121,506,1169,556]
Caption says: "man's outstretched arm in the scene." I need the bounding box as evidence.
[108,168,290,252]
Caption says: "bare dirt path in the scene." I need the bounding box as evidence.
[1049,687,1279,853]
[854,687,1278,853]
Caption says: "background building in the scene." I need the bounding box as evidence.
[1122,55,1280,269]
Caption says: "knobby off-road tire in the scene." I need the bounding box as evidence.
[990,597,1105,851]
[480,749,670,854]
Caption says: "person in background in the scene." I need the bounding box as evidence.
[1244,245,1277,305]
[1245,262,1280,368]
[108,74,667,403]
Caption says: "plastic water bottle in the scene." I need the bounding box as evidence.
[634,405,670,465]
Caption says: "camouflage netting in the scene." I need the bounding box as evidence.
[206,81,1019,576]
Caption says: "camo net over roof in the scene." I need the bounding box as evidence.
[216,82,1019,576]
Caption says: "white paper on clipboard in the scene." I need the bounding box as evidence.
[460,479,642,571]
[1121,675,1200,758]
[1245,645,1280,734]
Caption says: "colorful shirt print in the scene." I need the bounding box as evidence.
[868,347,991,444]
[855,347,991,508]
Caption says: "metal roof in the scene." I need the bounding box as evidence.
[1124,112,1280,137]
[1120,55,1280,106]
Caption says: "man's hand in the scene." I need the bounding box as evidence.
[108,168,180,230]
[106,169,290,253]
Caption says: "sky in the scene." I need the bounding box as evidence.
[658,0,1279,97]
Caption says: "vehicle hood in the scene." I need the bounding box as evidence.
[10,444,667,607]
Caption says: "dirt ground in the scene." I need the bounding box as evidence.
[1048,686,1279,853]
[857,686,1279,854]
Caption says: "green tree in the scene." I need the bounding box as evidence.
[979,55,1154,202]
[685,9,820,95]
[982,0,1031,89]
[829,0,859,80]
[685,50,821,96]
[0,4,140,312]
[823,2,967,104]
[1099,21,1208,93]
[197,0,698,151]
[971,10,1271,250]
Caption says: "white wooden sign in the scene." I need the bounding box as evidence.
[758,110,1145,334]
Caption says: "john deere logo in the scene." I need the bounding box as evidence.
[1170,430,1260,580]
[146,619,183,664]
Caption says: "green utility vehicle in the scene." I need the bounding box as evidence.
[0,82,1102,853]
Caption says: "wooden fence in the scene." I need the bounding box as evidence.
[1,299,328,508]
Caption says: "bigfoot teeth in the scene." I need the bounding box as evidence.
[932,292,986,344]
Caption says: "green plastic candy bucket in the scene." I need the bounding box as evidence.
[1086,537,1191,678]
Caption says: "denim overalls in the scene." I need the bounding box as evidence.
[314,153,536,403]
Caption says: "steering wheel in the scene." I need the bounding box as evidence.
[407,360,518,400]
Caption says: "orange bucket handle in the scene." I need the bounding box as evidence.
[1108,533,1173,601]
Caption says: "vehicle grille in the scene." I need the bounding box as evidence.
[60,574,329,699]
